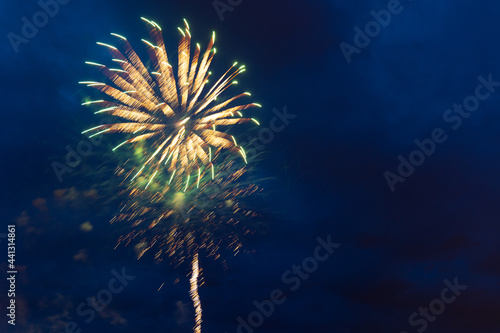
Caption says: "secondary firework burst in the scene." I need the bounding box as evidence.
[113,158,261,266]
[80,17,261,188]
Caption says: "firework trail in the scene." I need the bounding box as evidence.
[81,18,262,333]
[190,252,202,333]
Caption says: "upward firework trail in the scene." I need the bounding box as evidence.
[81,18,261,187]
[81,18,262,333]
[190,253,202,333]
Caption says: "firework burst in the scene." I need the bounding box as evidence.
[81,18,261,187]
[81,18,264,333]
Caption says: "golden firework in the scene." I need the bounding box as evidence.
[81,18,260,186]
[81,18,264,333]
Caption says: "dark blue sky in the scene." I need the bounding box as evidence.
[1,0,500,332]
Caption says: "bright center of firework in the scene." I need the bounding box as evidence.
[172,192,186,209]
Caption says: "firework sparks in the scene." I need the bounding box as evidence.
[112,158,261,266]
[81,18,260,187]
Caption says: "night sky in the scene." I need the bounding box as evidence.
[2,0,500,332]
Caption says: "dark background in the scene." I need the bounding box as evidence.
[1,0,500,332]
